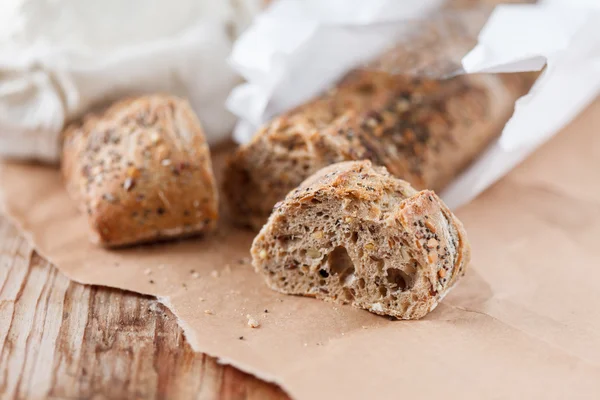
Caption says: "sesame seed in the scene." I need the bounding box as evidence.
[123,178,135,191]
[259,249,268,260]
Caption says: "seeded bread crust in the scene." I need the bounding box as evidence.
[251,160,470,319]
[61,95,218,247]
[225,66,537,230]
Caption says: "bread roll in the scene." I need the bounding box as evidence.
[61,95,218,247]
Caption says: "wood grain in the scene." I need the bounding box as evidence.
[0,216,289,400]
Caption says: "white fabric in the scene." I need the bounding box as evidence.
[0,0,263,162]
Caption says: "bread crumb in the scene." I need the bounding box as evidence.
[198,297,205,302]
[246,314,260,328]
[191,271,200,279]
[211,270,219,278]
[143,268,152,275]
[204,310,214,315]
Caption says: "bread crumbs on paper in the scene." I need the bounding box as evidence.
[204,310,214,315]
[198,297,205,302]
[211,270,220,278]
[191,271,200,279]
[143,268,152,275]
[246,314,260,328]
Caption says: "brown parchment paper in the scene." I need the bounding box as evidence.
[1,99,600,399]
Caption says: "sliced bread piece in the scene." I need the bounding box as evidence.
[251,160,470,319]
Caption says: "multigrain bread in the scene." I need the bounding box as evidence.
[224,0,538,230]
[225,68,537,230]
[61,95,218,247]
[251,160,470,319]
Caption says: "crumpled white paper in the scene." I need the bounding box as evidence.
[0,0,264,163]
[227,0,600,209]
[444,0,600,207]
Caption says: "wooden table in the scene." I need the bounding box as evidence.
[0,216,288,400]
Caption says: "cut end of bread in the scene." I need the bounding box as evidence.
[251,160,470,319]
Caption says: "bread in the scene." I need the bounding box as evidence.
[251,160,470,319]
[225,67,537,230]
[61,95,218,247]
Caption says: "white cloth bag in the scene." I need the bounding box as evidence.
[0,0,264,163]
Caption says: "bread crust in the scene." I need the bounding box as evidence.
[251,161,470,319]
[225,66,537,230]
[61,95,218,247]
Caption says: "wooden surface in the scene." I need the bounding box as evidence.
[0,216,288,400]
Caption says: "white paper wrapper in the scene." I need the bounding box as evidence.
[0,0,264,163]
[227,0,600,209]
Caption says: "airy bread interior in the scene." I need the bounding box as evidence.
[251,161,469,319]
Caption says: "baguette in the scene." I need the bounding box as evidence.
[251,160,470,319]
[225,68,536,230]
[61,95,218,247]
